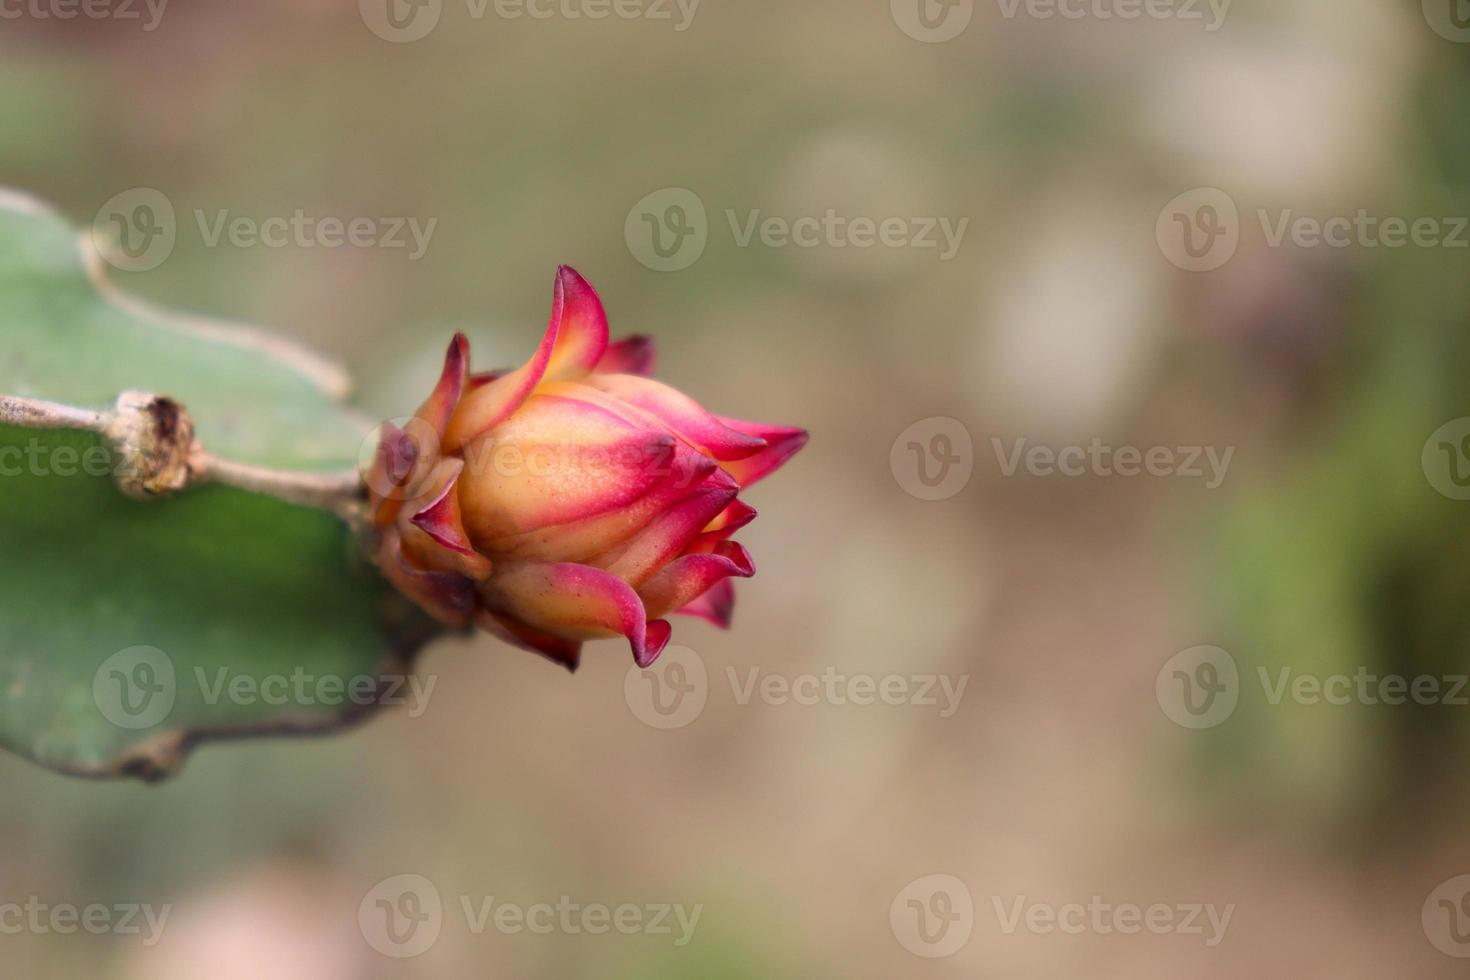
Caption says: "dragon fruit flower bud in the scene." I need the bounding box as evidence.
[366,266,807,671]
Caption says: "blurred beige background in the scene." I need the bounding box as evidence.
[6,0,1470,976]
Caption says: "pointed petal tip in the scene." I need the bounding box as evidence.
[636,620,674,668]
[716,420,809,487]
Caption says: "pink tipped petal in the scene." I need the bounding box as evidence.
[399,459,493,580]
[676,579,736,629]
[458,393,681,543]
[416,333,470,435]
[443,269,610,450]
[596,335,656,376]
[476,609,583,672]
[587,374,767,461]
[482,561,661,666]
[638,541,756,620]
[407,460,473,554]
[703,499,757,536]
[640,620,673,668]
[544,266,610,382]
[444,352,552,453]
[376,529,475,627]
[367,422,417,525]
[715,419,809,487]
[596,476,740,586]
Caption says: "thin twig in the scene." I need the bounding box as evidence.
[1,391,366,519]
[0,395,109,433]
[191,452,365,519]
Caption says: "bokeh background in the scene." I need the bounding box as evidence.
[6,0,1470,975]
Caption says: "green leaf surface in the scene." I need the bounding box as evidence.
[0,191,414,780]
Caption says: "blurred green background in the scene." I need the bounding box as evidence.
[6,0,1470,975]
